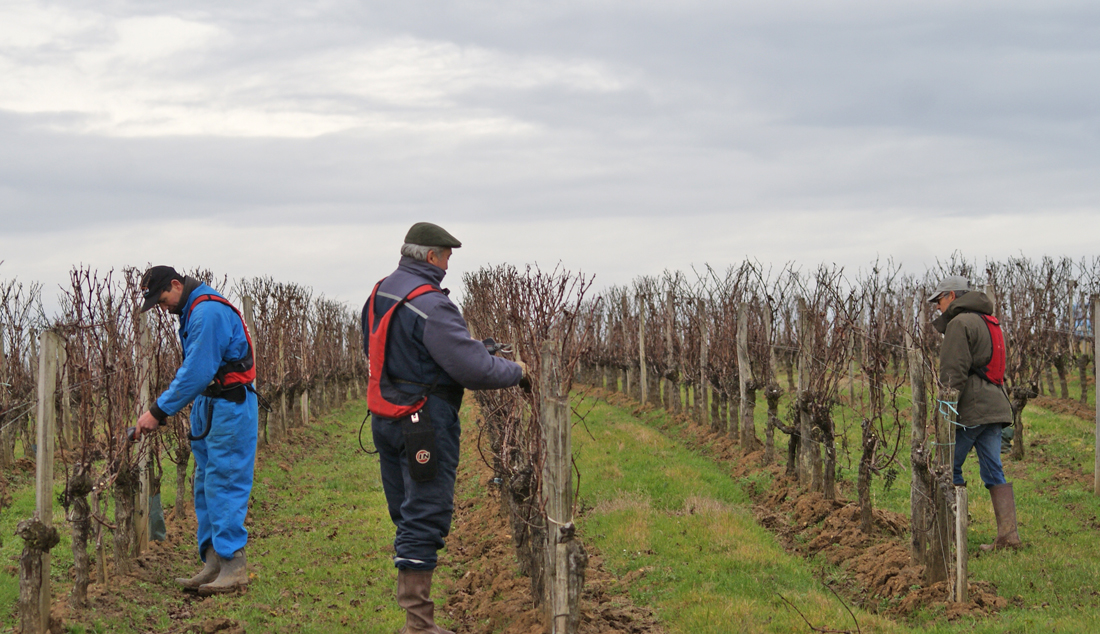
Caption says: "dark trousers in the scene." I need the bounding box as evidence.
[372,396,461,571]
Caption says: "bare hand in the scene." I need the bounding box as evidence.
[134,410,160,441]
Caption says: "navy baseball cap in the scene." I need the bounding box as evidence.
[139,266,182,312]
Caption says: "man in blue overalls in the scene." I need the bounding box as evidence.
[134,265,259,594]
[363,223,526,634]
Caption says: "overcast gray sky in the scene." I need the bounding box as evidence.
[2,0,1098,311]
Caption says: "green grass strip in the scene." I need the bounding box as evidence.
[1,399,412,634]
[572,391,1100,634]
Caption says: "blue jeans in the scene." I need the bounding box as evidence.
[372,395,461,571]
[953,423,1008,488]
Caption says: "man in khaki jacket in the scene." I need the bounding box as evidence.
[931,275,1021,550]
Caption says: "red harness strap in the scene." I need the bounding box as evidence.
[974,314,1006,387]
[365,281,442,418]
[186,294,256,389]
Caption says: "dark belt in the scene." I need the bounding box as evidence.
[393,379,464,410]
[201,384,248,404]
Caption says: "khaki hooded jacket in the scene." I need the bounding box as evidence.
[931,291,1013,427]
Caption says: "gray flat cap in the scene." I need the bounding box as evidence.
[929,275,970,302]
[404,222,462,248]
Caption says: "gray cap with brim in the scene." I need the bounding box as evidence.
[928,275,970,302]
[404,222,462,248]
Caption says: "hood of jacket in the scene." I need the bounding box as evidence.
[932,290,994,334]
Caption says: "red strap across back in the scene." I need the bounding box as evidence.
[186,294,256,388]
[366,281,441,418]
[975,314,1006,386]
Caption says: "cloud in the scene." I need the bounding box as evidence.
[0,3,632,138]
[0,0,1098,308]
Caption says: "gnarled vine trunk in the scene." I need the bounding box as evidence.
[67,466,94,608]
[113,463,139,575]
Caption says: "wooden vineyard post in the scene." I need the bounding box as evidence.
[28,329,38,455]
[242,297,261,442]
[906,299,932,568]
[796,297,821,490]
[91,490,106,585]
[136,313,152,554]
[621,295,632,398]
[638,294,647,406]
[955,485,968,602]
[665,291,679,414]
[277,330,287,439]
[763,302,779,464]
[0,321,10,470]
[796,298,810,485]
[849,322,857,406]
[540,341,585,633]
[929,386,958,588]
[698,299,710,428]
[58,341,71,451]
[19,330,61,634]
[1094,296,1099,496]
[300,327,309,428]
[0,321,7,468]
[737,302,756,453]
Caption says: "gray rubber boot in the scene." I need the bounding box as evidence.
[397,569,454,634]
[175,546,220,589]
[981,482,1022,551]
[197,549,249,595]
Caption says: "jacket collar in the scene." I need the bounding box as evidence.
[173,277,203,317]
[397,256,447,288]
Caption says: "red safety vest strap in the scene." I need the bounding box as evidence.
[973,314,1006,387]
[187,294,256,389]
[366,281,442,418]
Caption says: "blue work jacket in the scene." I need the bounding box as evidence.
[157,282,253,416]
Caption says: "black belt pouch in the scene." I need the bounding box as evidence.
[401,407,437,482]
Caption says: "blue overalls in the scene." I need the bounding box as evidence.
[157,283,258,561]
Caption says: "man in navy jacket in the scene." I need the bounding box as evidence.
[135,266,258,595]
[363,223,524,634]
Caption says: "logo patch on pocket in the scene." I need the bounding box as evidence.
[416,450,431,464]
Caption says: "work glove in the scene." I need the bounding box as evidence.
[516,361,532,393]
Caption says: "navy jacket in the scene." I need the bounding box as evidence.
[362,257,521,407]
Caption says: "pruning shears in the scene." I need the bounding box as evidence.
[482,337,513,356]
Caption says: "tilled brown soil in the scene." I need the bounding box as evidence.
[595,387,1009,622]
[442,406,666,634]
[1031,394,1093,421]
[42,509,246,634]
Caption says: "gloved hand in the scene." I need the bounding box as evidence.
[516,361,532,393]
